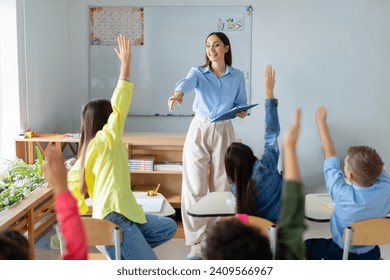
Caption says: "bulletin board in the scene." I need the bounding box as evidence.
[89,6,144,46]
[89,6,253,116]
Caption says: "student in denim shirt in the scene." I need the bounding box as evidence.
[225,65,282,224]
[206,109,306,260]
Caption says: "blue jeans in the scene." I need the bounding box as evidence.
[104,212,177,260]
[304,238,381,260]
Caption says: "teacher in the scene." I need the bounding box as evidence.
[168,31,248,260]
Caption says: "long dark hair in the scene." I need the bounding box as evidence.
[78,99,113,195]
[224,142,257,215]
[202,32,232,68]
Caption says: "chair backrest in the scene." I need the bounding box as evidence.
[246,215,277,259]
[342,218,390,260]
[57,217,122,260]
[81,217,122,260]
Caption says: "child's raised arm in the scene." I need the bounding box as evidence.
[42,146,88,260]
[278,108,306,260]
[315,107,335,159]
[42,146,68,195]
[283,109,301,181]
[115,34,131,82]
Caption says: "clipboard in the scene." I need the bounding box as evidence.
[211,103,259,123]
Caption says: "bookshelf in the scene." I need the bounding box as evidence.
[125,134,185,208]
[15,132,185,208]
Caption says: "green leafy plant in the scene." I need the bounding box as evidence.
[0,158,45,212]
[35,146,43,175]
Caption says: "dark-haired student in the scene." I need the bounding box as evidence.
[0,229,30,260]
[206,109,306,260]
[224,65,282,224]
[67,34,176,260]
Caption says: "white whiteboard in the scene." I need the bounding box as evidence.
[89,6,252,116]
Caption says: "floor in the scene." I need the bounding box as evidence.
[34,219,390,260]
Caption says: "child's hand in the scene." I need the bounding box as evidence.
[114,34,131,67]
[264,64,275,99]
[42,146,68,195]
[115,34,131,81]
[315,107,327,125]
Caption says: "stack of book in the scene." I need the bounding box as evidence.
[153,161,183,171]
[128,155,156,171]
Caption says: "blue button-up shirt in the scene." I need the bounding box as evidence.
[175,65,247,119]
[324,156,390,253]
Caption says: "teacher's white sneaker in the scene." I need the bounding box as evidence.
[186,244,202,260]
[200,239,208,250]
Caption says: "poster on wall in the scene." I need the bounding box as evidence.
[217,14,244,32]
[89,6,144,46]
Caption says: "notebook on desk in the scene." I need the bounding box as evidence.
[135,197,164,212]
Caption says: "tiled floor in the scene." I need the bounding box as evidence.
[34,219,390,260]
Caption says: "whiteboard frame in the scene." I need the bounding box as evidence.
[89,5,253,116]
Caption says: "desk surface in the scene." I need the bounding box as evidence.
[305,193,333,222]
[85,192,176,218]
[15,132,186,145]
[187,191,334,220]
[187,191,236,217]
[133,191,176,217]
[188,191,333,220]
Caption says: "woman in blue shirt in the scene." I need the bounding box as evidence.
[225,65,282,224]
[168,32,248,260]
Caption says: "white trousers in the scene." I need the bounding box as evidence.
[181,116,236,246]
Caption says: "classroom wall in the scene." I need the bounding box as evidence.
[19,0,73,133]
[0,0,19,159]
[19,0,390,193]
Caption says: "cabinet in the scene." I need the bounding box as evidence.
[0,186,55,259]
[124,133,185,208]
[15,132,185,208]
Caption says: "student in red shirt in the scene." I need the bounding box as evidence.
[0,147,87,260]
[43,146,88,260]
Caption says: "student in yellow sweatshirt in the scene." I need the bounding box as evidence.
[67,34,176,260]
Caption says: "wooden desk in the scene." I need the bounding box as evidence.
[187,191,236,217]
[305,193,333,222]
[15,133,79,164]
[0,186,55,259]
